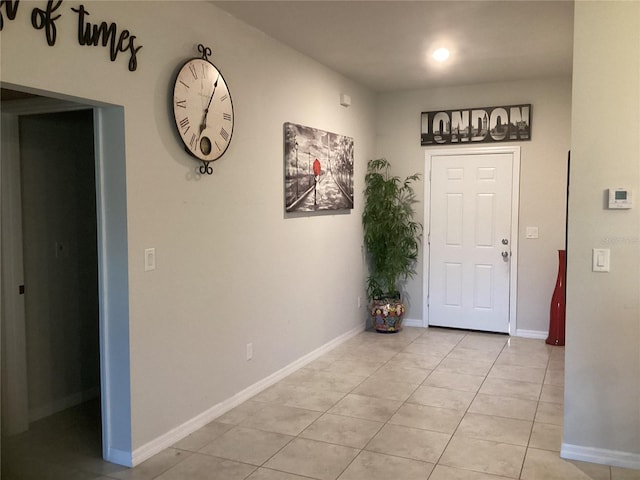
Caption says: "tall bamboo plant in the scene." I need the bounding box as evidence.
[362,158,422,300]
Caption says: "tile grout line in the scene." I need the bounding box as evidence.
[325,332,405,480]
[147,331,567,480]
[270,329,426,480]
[329,328,463,479]
[517,341,554,480]
[135,333,546,480]
[428,332,522,479]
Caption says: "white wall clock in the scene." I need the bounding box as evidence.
[172,44,234,173]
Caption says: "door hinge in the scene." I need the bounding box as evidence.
[19,285,25,295]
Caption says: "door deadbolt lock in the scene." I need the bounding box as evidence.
[502,238,509,245]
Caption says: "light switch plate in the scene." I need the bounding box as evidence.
[592,248,610,272]
[145,248,156,271]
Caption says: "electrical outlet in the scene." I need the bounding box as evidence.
[246,342,253,361]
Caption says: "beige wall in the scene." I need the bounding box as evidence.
[564,1,640,467]
[1,1,375,459]
[375,77,572,335]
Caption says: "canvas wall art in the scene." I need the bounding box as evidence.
[421,104,531,145]
[284,122,354,213]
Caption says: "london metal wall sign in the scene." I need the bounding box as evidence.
[420,104,531,146]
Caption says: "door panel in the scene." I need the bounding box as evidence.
[429,152,513,332]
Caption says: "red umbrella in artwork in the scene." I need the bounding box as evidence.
[312,159,321,206]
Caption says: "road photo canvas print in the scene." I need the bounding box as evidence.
[284,122,354,213]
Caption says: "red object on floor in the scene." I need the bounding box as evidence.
[546,249,566,346]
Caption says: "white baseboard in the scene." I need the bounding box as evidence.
[401,324,548,339]
[407,322,545,338]
[130,324,364,466]
[515,329,548,339]
[561,443,640,470]
[402,318,425,328]
[29,386,100,423]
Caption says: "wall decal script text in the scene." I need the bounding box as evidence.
[0,0,143,71]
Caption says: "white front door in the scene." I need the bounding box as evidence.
[426,147,519,333]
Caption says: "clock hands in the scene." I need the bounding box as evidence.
[197,72,220,157]
[200,73,220,135]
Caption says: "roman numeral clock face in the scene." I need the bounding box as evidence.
[173,57,234,162]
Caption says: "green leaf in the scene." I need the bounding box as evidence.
[362,158,423,300]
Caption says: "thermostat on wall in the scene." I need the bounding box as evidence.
[608,188,632,209]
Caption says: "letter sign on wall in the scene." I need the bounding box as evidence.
[421,104,531,146]
[0,1,142,71]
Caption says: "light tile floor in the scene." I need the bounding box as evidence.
[3,327,640,480]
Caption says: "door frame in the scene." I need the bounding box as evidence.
[1,92,133,465]
[1,97,90,436]
[1,110,29,436]
[423,146,520,334]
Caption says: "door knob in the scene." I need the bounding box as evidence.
[502,251,509,258]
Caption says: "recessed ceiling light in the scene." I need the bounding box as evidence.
[433,47,450,62]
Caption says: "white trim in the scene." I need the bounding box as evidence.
[515,329,548,339]
[402,318,424,328]
[130,325,364,467]
[561,443,640,470]
[423,146,520,334]
[422,153,432,329]
[29,387,100,423]
[509,148,520,335]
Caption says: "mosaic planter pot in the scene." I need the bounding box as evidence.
[370,297,405,333]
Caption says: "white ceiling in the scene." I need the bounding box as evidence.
[212,0,574,93]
